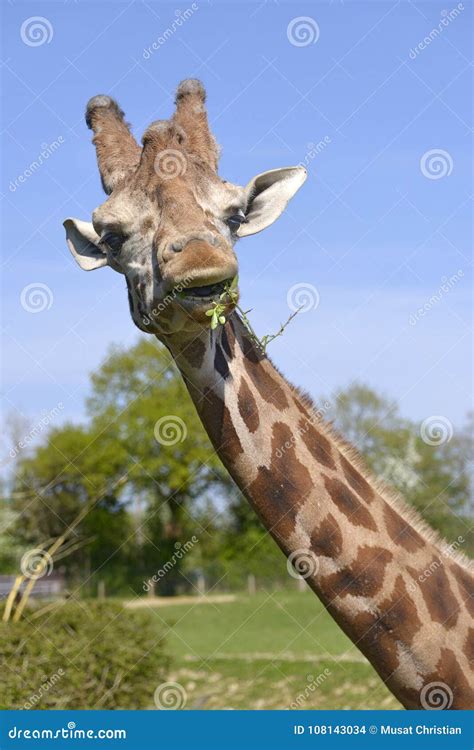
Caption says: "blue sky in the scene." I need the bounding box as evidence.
[1,0,472,456]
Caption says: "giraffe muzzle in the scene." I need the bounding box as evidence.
[163,239,238,300]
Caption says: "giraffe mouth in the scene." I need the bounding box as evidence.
[178,278,232,303]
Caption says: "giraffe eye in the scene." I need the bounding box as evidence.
[101,232,124,255]
[226,211,247,233]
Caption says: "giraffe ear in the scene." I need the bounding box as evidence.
[63,218,108,271]
[237,166,307,237]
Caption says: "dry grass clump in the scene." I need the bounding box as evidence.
[0,601,168,709]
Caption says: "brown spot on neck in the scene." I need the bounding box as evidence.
[450,562,474,618]
[242,355,289,410]
[220,325,233,359]
[241,334,261,364]
[323,474,377,531]
[182,337,206,369]
[464,627,474,665]
[340,455,375,503]
[298,417,336,470]
[383,503,426,552]
[248,421,312,543]
[238,334,289,410]
[196,386,242,460]
[214,343,230,380]
[310,513,343,559]
[378,574,422,645]
[323,545,393,598]
[408,558,460,629]
[293,389,316,419]
[237,378,259,433]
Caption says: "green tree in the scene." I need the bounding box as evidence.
[12,423,134,590]
[12,339,229,595]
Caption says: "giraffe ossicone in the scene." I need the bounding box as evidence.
[64,79,473,710]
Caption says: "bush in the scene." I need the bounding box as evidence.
[0,601,168,709]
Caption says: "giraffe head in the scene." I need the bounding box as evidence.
[64,79,306,339]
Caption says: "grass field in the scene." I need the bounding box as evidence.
[131,590,401,710]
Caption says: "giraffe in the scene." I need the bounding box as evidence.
[64,79,473,710]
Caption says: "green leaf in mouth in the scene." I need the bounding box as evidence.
[205,275,301,350]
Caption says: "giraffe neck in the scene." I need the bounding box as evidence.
[165,313,473,710]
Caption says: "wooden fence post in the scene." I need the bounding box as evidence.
[97,580,106,600]
[197,573,206,595]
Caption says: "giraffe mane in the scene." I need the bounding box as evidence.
[287,381,473,573]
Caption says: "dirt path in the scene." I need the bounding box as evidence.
[125,594,237,608]
[183,651,367,663]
